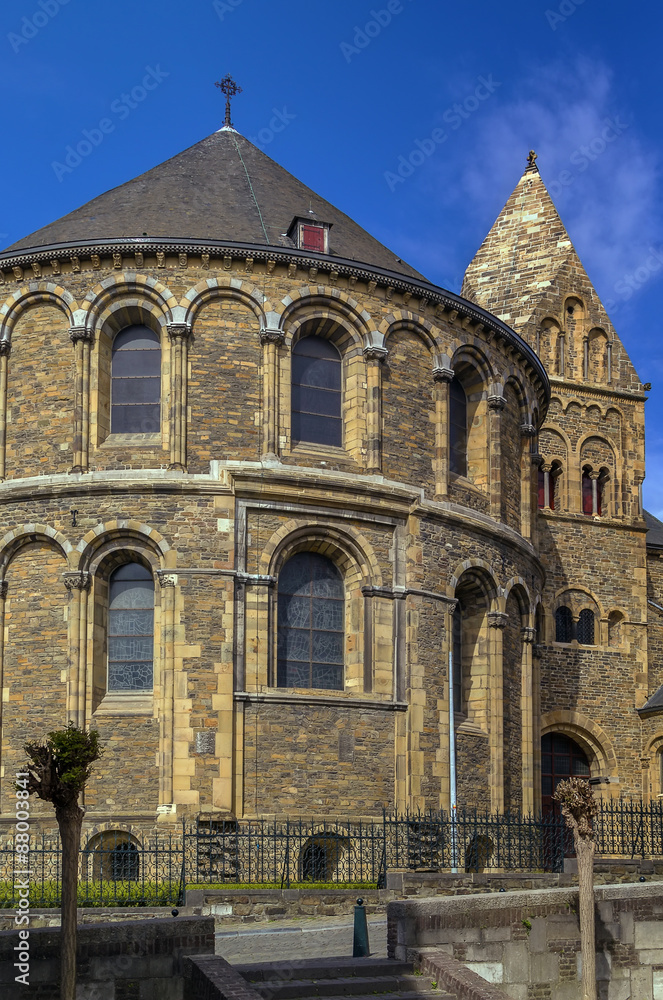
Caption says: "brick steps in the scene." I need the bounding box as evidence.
[235,957,455,1000]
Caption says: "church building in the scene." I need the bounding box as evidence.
[0,103,661,843]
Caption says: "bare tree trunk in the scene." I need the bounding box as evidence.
[576,834,596,1000]
[56,803,83,1000]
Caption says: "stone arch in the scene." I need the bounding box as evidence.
[449,558,499,605]
[261,519,381,588]
[553,584,604,621]
[502,577,532,617]
[380,313,439,353]
[450,343,494,388]
[280,288,372,342]
[180,276,271,330]
[78,274,177,331]
[0,282,77,341]
[0,524,74,576]
[76,519,172,574]
[540,711,617,778]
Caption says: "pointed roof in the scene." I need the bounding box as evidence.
[461,160,578,329]
[7,129,424,279]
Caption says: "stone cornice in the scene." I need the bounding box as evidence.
[0,237,549,410]
[548,376,646,402]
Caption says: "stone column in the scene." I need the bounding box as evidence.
[362,333,387,474]
[69,326,93,473]
[64,571,92,728]
[167,324,192,471]
[440,598,458,812]
[520,625,536,814]
[157,572,177,811]
[487,609,508,813]
[532,641,543,812]
[590,469,600,515]
[0,580,7,811]
[0,342,10,480]
[520,423,536,539]
[260,327,285,459]
[432,363,454,498]
[488,393,506,521]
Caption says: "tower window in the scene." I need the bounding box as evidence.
[108,563,154,692]
[111,325,161,434]
[449,378,468,477]
[291,337,342,447]
[277,552,344,690]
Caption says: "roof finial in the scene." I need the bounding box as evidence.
[215,74,242,129]
[526,149,538,172]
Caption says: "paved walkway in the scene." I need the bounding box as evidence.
[215,916,388,964]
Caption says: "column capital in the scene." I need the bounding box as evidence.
[362,331,388,362]
[167,323,192,341]
[521,423,537,437]
[487,394,506,411]
[156,571,177,588]
[69,326,93,344]
[63,571,91,592]
[259,326,285,346]
[0,580,8,600]
[589,469,601,480]
[446,598,459,615]
[521,626,537,643]
[433,365,455,383]
[488,610,508,629]
[0,340,10,357]
[541,463,552,474]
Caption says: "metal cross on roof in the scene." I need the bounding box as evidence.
[215,74,242,128]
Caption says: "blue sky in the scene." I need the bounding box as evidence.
[2,0,662,515]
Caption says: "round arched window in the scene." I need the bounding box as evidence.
[111,325,161,434]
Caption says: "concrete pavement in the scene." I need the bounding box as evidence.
[216,916,388,964]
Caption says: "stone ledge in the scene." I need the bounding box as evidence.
[416,949,506,1000]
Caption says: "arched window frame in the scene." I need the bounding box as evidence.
[576,608,595,646]
[276,551,345,691]
[449,377,468,478]
[555,606,574,643]
[107,562,155,693]
[110,325,162,436]
[291,336,343,448]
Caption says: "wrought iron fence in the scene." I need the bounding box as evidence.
[2,799,663,907]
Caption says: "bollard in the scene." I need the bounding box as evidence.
[353,897,370,957]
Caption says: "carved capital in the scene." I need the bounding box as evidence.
[167,323,191,341]
[589,470,600,481]
[521,626,537,644]
[362,331,387,362]
[156,571,177,588]
[488,610,509,629]
[0,340,11,357]
[433,365,455,383]
[259,327,285,347]
[521,423,537,437]
[487,394,506,412]
[69,325,93,345]
[446,598,459,615]
[0,580,8,600]
[64,571,91,592]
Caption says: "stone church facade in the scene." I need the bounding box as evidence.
[0,127,660,840]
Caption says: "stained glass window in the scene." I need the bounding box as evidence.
[111,325,161,434]
[277,552,344,690]
[449,378,467,477]
[582,470,594,515]
[291,337,342,447]
[108,563,154,692]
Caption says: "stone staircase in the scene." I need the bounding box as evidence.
[234,956,455,1000]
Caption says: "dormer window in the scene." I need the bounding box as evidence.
[288,216,331,254]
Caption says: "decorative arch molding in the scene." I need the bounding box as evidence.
[502,576,532,614]
[577,432,619,464]
[449,558,499,606]
[449,342,495,387]
[179,276,271,329]
[75,519,172,574]
[279,287,372,340]
[539,423,572,458]
[502,370,532,417]
[260,519,382,588]
[83,823,145,847]
[552,584,605,620]
[78,273,177,331]
[379,312,439,353]
[540,711,618,777]
[0,282,77,340]
[645,732,663,756]
[0,524,74,576]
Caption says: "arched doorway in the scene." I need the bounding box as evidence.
[541,732,590,813]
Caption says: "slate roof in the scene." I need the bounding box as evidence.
[639,683,663,714]
[7,128,424,279]
[645,510,663,550]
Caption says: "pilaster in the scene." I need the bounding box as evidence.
[0,341,10,480]
[64,571,92,728]
[167,324,192,471]
[69,326,93,473]
[520,625,536,814]
[260,326,285,458]
[433,364,454,498]
[487,609,507,813]
[488,394,505,522]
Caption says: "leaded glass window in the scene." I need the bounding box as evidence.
[277,552,344,690]
[291,337,342,446]
[108,563,154,692]
[577,608,595,645]
[111,325,161,433]
[555,606,573,643]
[449,378,467,477]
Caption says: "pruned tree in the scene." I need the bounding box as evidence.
[554,776,597,1000]
[21,723,103,1000]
